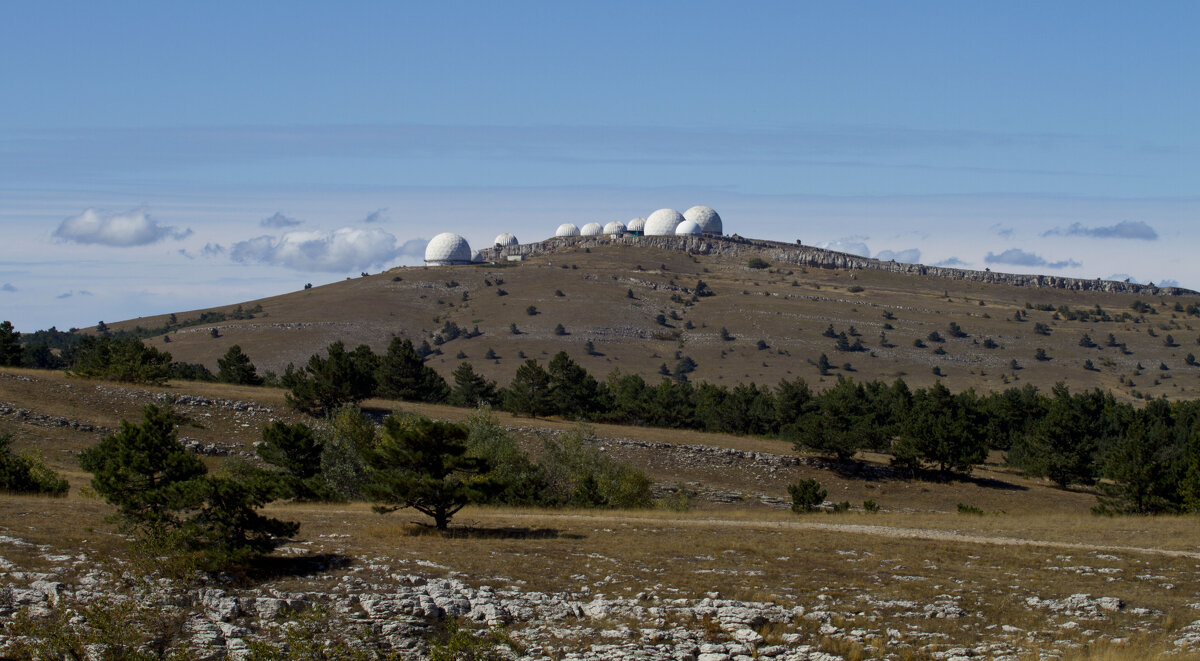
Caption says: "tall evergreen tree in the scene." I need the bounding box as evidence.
[547,351,601,419]
[0,321,22,367]
[286,341,377,415]
[216,344,264,385]
[374,337,449,403]
[893,382,987,473]
[448,361,497,407]
[504,359,555,417]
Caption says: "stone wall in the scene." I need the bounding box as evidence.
[480,235,1196,296]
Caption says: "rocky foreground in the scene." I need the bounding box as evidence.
[3,528,1200,661]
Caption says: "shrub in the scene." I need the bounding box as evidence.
[554,324,567,336]
[957,503,984,515]
[747,257,769,270]
[526,305,539,316]
[788,478,826,512]
[862,499,879,513]
[536,426,652,509]
[0,434,68,496]
[847,285,864,293]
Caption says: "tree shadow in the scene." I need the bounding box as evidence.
[817,458,1028,491]
[245,552,353,581]
[401,524,583,540]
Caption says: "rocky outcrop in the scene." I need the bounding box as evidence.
[481,235,1196,296]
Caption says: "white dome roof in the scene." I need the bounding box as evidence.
[494,232,518,247]
[626,217,646,231]
[555,223,580,237]
[644,208,684,236]
[684,205,723,235]
[580,222,603,236]
[424,233,472,264]
[675,220,702,236]
[603,221,626,235]
[471,250,484,263]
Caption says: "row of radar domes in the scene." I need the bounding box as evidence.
[423,206,722,265]
[554,206,722,238]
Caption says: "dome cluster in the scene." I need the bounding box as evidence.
[551,206,722,239]
[422,205,724,266]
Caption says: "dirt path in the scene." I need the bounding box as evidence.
[489,512,1200,559]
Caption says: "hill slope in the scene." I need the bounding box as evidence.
[108,237,1200,401]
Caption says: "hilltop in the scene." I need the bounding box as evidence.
[108,236,1200,402]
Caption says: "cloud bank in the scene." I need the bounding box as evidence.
[814,236,870,258]
[985,248,1081,269]
[260,212,302,228]
[1041,221,1157,240]
[229,227,422,272]
[875,248,921,264]
[53,208,192,247]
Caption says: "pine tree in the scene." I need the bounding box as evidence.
[547,351,601,419]
[449,361,497,407]
[217,344,264,385]
[286,341,377,415]
[362,415,494,530]
[504,359,554,417]
[0,321,22,366]
[373,337,449,403]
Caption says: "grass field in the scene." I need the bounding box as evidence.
[3,367,1200,658]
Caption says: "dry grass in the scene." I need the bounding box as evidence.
[92,241,1200,402]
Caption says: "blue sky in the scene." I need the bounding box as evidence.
[1,1,1197,330]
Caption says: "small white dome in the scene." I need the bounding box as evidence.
[644,208,684,236]
[626,217,646,232]
[424,233,472,265]
[675,220,702,236]
[603,221,626,235]
[555,223,580,237]
[684,205,723,235]
[494,232,518,247]
[580,222,603,236]
[471,250,484,263]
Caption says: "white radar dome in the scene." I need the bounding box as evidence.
[424,233,473,265]
[626,217,646,232]
[580,222,603,236]
[644,208,684,236]
[675,220,702,236]
[471,250,484,263]
[494,232,518,247]
[555,223,580,237]
[603,221,626,235]
[684,205,723,236]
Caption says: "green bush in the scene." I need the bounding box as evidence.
[862,499,879,513]
[747,257,769,270]
[536,426,652,509]
[788,478,826,513]
[956,503,984,515]
[0,434,68,496]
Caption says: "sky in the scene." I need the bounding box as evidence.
[1,1,1197,331]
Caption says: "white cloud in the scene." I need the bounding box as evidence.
[229,226,411,272]
[989,223,1014,239]
[260,212,302,228]
[55,289,93,299]
[1107,273,1139,283]
[814,236,870,257]
[934,257,969,267]
[1,283,16,292]
[875,248,921,264]
[985,248,1081,269]
[202,243,226,257]
[1158,279,1180,287]
[362,208,388,223]
[53,207,191,246]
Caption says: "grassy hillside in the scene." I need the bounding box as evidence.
[106,241,1200,402]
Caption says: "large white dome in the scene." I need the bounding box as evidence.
[603,221,626,235]
[555,223,580,237]
[626,217,646,232]
[675,220,702,236]
[494,232,518,247]
[644,208,684,236]
[580,222,603,236]
[684,205,723,235]
[424,233,472,265]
